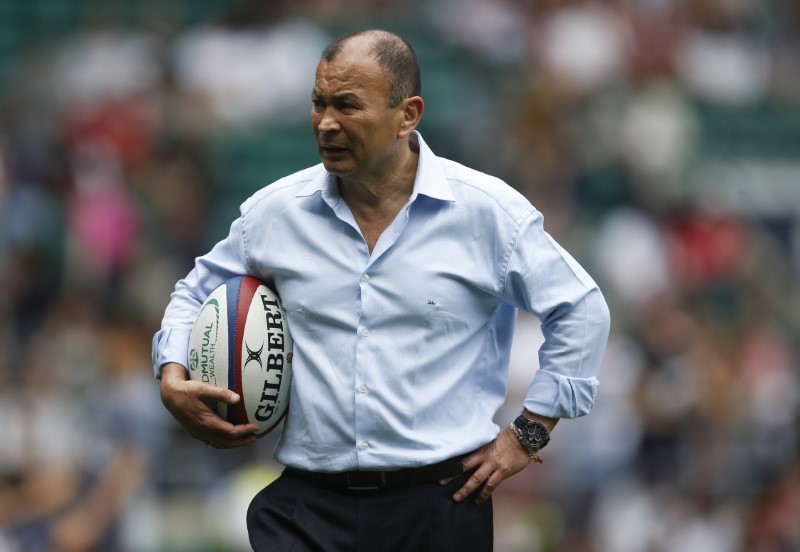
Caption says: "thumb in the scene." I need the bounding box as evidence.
[199,384,241,405]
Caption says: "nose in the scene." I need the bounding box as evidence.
[315,107,340,134]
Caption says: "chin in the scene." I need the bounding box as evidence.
[321,160,354,177]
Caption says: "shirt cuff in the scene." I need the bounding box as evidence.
[523,369,600,419]
[151,328,192,379]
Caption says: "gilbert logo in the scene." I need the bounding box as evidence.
[245,342,264,368]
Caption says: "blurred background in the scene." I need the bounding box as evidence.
[0,0,798,550]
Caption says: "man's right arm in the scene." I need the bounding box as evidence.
[154,209,259,448]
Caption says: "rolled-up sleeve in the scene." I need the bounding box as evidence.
[505,211,611,418]
[525,287,609,417]
[152,326,196,378]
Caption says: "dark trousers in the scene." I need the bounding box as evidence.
[247,468,493,551]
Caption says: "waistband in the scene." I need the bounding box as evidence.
[284,457,466,491]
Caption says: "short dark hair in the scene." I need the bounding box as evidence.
[321,30,421,108]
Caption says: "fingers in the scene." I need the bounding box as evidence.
[471,472,503,505]
[438,461,467,486]
[195,414,260,449]
[452,463,500,505]
[187,398,260,448]
[453,466,507,505]
[450,431,534,504]
[161,375,260,449]
[194,427,259,449]
[201,431,259,449]
[198,383,242,406]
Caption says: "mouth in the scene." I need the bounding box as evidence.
[320,143,347,153]
[319,144,349,159]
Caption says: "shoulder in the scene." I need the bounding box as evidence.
[438,157,534,225]
[240,164,325,215]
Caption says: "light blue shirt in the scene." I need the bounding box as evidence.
[153,132,610,472]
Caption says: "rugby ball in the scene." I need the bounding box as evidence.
[187,275,292,436]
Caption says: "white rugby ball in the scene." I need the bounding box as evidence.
[187,275,293,437]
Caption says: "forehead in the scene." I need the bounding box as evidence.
[313,51,389,98]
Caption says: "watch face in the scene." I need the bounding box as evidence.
[523,425,547,447]
[516,417,550,450]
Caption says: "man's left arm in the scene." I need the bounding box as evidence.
[445,210,611,503]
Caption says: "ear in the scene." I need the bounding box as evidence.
[397,96,424,138]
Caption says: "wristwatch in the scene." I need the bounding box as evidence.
[510,415,550,463]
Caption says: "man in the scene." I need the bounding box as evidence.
[154,29,610,551]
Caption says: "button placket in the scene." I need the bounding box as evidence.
[355,267,379,459]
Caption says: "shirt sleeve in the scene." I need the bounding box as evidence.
[503,210,611,418]
[151,211,252,378]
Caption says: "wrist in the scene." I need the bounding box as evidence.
[509,415,551,464]
[505,426,530,456]
[159,363,188,398]
[160,362,189,381]
[520,409,558,433]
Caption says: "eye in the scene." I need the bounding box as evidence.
[337,100,359,113]
[311,99,325,111]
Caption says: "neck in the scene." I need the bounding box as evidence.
[339,145,418,218]
[338,142,419,254]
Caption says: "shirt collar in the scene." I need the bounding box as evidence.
[295,131,455,204]
[410,131,455,203]
[295,166,338,203]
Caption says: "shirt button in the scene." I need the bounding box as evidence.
[362,274,370,282]
[358,384,368,393]
[360,441,369,450]
[362,328,369,337]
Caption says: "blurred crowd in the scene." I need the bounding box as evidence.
[0,0,799,551]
